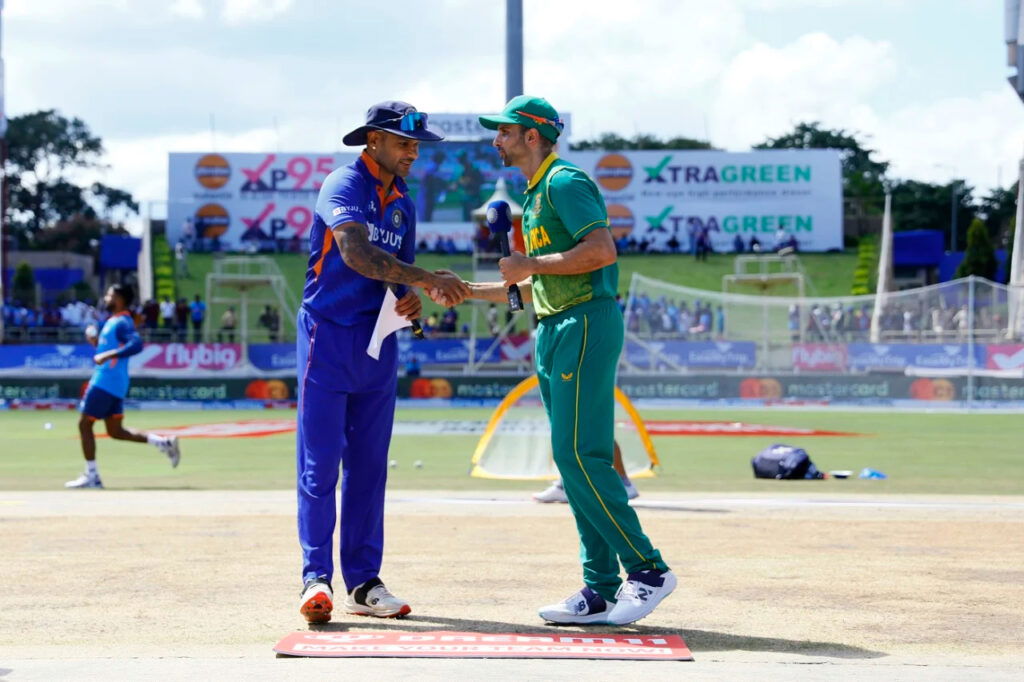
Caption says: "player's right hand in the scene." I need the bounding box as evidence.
[428,270,470,307]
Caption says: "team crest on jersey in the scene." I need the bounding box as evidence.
[534,195,542,214]
[391,210,402,228]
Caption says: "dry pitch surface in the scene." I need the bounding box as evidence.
[1,490,1022,681]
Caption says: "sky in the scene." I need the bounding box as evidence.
[5,0,1022,223]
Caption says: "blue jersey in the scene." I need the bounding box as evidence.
[302,152,417,326]
[88,312,143,398]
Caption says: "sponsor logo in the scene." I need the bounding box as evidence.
[642,155,812,185]
[560,372,573,381]
[641,210,813,235]
[594,154,633,191]
[332,207,343,216]
[409,378,453,399]
[273,631,693,660]
[739,377,782,400]
[909,378,957,401]
[195,203,230,239]
[134,343,241,370]
[194,154,231,190]
[606,204,635,239]
[369,224,403,250]
[987,344,1024,370]
[792,344,848,371]
[244,379,291,400]
[686,343,753,367]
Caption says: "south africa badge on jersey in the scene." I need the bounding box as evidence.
[533,194,542,214]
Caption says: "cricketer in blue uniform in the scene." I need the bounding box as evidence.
[67,284,180,490]
[296,102,469,623]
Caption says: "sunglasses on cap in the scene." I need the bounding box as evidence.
[516,110,565,132]
[383,111,429,132]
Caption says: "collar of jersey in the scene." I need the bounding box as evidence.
[358,151,407,200]
[527,152,559,191]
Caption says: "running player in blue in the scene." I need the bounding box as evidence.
[296,102,469,624]
[65,284,180,489]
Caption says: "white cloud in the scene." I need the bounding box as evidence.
[874,89,1024,192]
[709,32,895,148]
[6,0,1016,213]
[169,0,205,20]
[220,0,295,24]
[5,0,130,18]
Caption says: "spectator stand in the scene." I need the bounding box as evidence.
[203,257,298,345]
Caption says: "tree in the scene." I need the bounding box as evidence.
[890,180,977,250]
[955,218,998,280]
[978,184,1016,240]
[570,132,717,151]
[4,109,138,247]
[1006,216,1017,285]
[33,215,130,254]
[12,262,37,307]
[755,122,889,214]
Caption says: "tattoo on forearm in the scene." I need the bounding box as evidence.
[336,223,425,285]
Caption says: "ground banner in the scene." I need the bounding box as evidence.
[846,343,985,371]
[0,343,244,376]
[624,340,757,369]
[2,374,1024,405]
[563,149,842,252]
[272,631,692,661]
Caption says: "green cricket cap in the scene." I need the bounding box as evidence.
[479,95,564,142]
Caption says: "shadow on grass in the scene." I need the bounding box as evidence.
[307,615,885,660]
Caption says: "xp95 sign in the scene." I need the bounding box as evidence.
[167,152,358,249]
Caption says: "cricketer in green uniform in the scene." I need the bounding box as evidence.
[467,95,676,626]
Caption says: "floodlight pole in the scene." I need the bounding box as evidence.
[506,0,523,102]
[1006,1,1024,339]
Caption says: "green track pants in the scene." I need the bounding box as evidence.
[535,297,669,602]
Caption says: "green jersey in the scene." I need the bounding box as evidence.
[521,153,619,318]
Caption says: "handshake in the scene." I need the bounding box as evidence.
[424,269,472,307]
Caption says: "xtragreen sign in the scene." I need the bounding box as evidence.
[570,149,842,252]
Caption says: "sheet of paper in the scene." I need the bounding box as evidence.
[366,287,411,360]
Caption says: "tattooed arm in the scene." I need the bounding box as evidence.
[333,222,470,302]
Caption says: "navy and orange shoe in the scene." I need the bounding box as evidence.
[344,577,411,618]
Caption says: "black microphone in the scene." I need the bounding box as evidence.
[388,284,425,339]
[485,200,524,312]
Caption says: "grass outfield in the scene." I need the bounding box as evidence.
[2,407,1021,495]
[174,251,858,338]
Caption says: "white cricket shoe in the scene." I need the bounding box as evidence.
[164,436,181,468]
[539,586,613,625]
[533,480,568,503]
[65,471,104,489]
[344,578,411,618]
[606,570,677,625]
[299,578,333,624]
[624,479,639,500]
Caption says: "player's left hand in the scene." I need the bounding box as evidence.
[394,290,422,321]
[499,252,535,287]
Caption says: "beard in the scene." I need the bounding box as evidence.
[104,299,116,312]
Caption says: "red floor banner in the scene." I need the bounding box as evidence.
[273,630,693,661]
